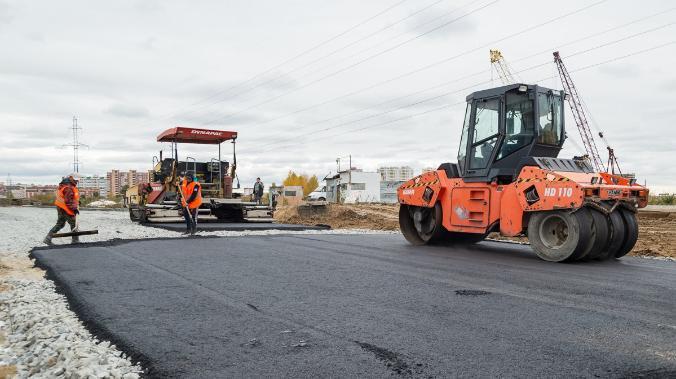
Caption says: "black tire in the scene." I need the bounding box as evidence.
[615,208,639,258]
[129,206,145,223]
[599,207,624,259]
[318,197,326,201]
[527,208,595,262]
[584,207,611,260]
[399,203,445,245]
[129,207,138,222]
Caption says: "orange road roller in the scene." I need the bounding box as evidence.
[397,84,648,262]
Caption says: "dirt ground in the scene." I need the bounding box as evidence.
[274,203,676,259]
[274,203,400,231]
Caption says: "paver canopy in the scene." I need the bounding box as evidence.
[157,127,237,144]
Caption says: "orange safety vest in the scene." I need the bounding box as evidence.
[181,179,202,209]
[54,185,79,216]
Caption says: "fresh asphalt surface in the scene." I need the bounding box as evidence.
[145,222,330,232]
[32,235,676,378]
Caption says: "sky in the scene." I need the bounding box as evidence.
[0,0,674,192]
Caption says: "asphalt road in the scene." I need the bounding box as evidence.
[32,235,676,378]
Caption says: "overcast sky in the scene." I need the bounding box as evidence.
[1,0,674,192]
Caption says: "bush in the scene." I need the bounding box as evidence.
[649,194,675,205]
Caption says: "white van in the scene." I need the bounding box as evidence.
[307,185,327,201]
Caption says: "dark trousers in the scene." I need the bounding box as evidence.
[49,208,76,234]
[183,207,198,231]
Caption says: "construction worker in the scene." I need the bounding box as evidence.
[181,172,202,235]
[253,177,264,205]
[44,174,80,245]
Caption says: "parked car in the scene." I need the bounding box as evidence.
[307,185,327,201]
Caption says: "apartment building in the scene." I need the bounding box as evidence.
[377,166,414,182]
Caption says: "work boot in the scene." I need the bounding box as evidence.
[43,234,54,246]
[182,230,191,236]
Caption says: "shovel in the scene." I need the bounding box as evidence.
[52,213,99,238]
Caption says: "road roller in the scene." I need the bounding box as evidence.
[397,83,648,262]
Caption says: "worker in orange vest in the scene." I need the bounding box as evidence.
[44,174,80,245]
[181,172,202,235]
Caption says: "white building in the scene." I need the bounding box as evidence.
[325,169,380,203]
[80,175,108,197]
[377,166,414,182]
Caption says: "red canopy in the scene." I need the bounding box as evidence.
[157,127,237,144]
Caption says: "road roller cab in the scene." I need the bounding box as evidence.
[398,84,648,262]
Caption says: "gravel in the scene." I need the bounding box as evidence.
[0,206,391,377]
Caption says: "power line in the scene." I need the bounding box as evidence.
[185,0,473,125]
[507,7,675,66]
[288,41,676,149]
[246,14,672,151]
[225,0,609,130]
[199,0,502,126]
[286,0,454,77]
[137,0,411,127]
[250,41,674,154]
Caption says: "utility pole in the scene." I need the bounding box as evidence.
[6,173,13,204]
[348,154,352,188]
[63,116,88,173]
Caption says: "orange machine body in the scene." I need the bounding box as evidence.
[398,167,648,237]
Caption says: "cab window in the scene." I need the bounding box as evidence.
[457,103,472,173]
[498,91,534,159]
[469,98,499,169]
[537,93,562,145]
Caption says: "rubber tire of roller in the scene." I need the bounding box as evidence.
[615,208,639,258]
[584,207,611,260]
[399,204,445,245]
[599,208,625,259]
[527,208,595,262]
[425,203,447,243]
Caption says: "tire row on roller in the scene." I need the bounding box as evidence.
[399,202,639,263]
[527,203,639,262]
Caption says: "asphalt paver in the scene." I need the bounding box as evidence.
[31,235,676,378]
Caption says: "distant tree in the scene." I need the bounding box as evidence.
[119,185,129,195]
[282,171,319,196]
[306,176,319,196]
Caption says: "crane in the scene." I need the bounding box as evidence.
[489,49,517,85]
[553,51,612,173]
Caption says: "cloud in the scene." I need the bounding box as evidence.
[597,64,640,78]
[105,104,150,119]
[133,0,164,14]
[139,37,156,51]
[660,79,676,92]
[404,6,478,39]
[0,0,674,191]
[0,1,11,26]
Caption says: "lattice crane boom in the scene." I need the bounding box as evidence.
[553,51,606,172]
[490,49,516,85]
